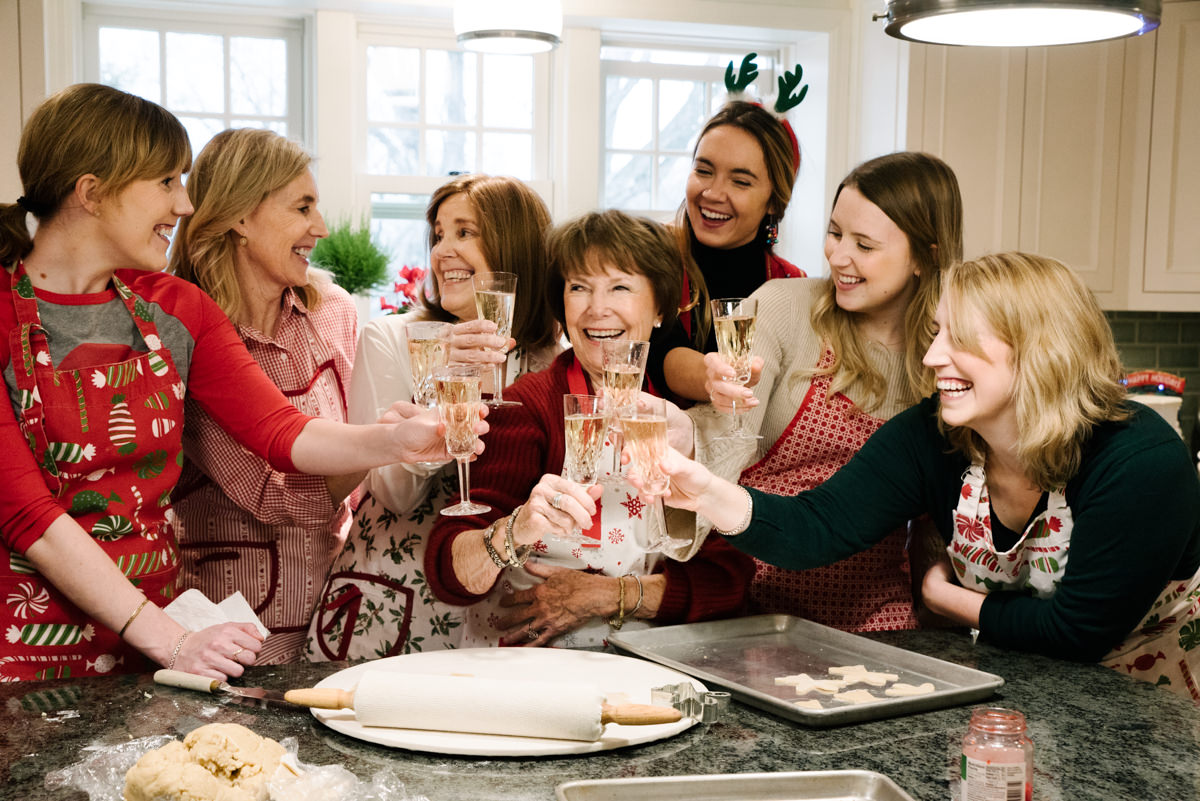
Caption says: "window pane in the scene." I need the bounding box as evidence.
[655,155,689,212]
[426,50,478,126]
[166,32,224,113]
[481,132,531,178]
[659,80,706,151]
[367,46,420,124]
[482,54,532,129]
[604,153,651,208]
[367,127,419,174]
[231,37,287,116]
[99,27,160,100]
[371,193,433,322]
[232,119,288,135]
[426,130,477,176]
[606,76,652,150]
[178,117,225,159]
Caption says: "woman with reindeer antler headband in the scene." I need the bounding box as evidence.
[646,53,808,405]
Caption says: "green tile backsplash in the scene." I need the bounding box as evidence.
[1106,311,1200,449]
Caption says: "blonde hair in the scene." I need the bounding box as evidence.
[1,83,191,267]
[673,100,800,347]
[940,252,1128,490]
[417,175,557,351]
[808,152,963,411]
[171,128,321,321]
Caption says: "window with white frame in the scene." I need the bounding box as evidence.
[82,6,305,157]
[600,45,783,217]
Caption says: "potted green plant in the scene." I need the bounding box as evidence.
[310,217,391,307]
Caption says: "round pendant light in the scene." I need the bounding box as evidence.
[879,0,1161,46]
[454,0,563,54]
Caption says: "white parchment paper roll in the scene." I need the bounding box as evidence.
[353,672,606,741]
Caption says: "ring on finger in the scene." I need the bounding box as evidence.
[527,626,540,642]
[550,492,563,511]
[230,647,244,659]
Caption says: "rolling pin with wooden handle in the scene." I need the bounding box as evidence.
[286,672,682,741]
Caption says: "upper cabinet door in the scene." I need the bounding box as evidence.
[1142,0,1200,295]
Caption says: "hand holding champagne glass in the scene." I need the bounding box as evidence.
[600,339,650,476]
[436,365,491,516]
[472,272,520,407]
[405,321,452,408]
[711,298,761,441]
[620,395,688,552]
[557,393,607,544]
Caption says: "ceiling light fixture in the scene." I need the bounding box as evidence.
[876,0,1161,47]
[453,0,563,54]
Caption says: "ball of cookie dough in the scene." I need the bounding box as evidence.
[124,723,287,801]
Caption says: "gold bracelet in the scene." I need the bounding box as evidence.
[167,631,189,670]
[503,505,532,568]
[713,486,754,536]
[607,575,627,629]
[118,596,150,638]
[482,520,507,568]
[626,573,644,618]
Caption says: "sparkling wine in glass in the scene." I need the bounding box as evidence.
[557,393,607,544]
[436,365,490,516]
[405,321,452,409]
[472,272,520,407]
[711,297,762,441]
[620,396,688,552]
[600,339,650,476]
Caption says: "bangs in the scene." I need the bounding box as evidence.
[941,284,990,359]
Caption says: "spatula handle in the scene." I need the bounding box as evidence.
[154,669,219,693]
[284,687,356,709]
[600,703,682,726]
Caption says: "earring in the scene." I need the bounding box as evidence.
[653,320,662,329]
[764,216,778,247]
[93,209,101,218]
[239,236,248,246]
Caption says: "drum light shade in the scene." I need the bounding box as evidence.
[879,0,1161,46]
[453,0,563,54]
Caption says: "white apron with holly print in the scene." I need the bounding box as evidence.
[951,463,1200,700]
[459,436,662,649]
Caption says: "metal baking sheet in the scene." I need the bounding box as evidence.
[556,769,917,801]
[608,614,1003,727]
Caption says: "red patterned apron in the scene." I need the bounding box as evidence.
[738,348,918,631]
[1,264,184,680]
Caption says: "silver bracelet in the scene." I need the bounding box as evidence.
[713,486,754,536]
[167,631,189,670]
[626,573,644,618]
[482,520,507,568]
[504,505,533,568]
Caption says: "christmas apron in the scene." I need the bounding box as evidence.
[1,264,184,681]
[951,463,1200,700]
[739,349,918,632]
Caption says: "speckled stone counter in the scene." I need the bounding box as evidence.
[4,629,1198,801]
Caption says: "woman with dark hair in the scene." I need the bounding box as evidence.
[694,152,964,632]
[641,252,1200,698]
[307,174,564,660]
[0,85,471,681]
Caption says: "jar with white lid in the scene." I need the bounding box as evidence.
[960,706,1033,801]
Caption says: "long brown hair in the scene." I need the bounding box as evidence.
[171,128,322,322]
[1,83,191,267]
[417,175,557,351]
[808,151,963,411]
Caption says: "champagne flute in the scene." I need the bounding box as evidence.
[600,339,650,476]
[473,272,521,407]
[620,396,689,552]
[557,393,607,544]
[435,364,491,516]
[711,297,762,441]
[406,321,453,469]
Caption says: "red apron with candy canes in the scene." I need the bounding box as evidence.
[1,264,184,681]
[739,348,917,632]
[952,463,1200,700]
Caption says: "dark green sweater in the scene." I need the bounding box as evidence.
[729,397,1200,662]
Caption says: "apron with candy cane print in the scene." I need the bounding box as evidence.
[1,264,184,681]
[952,463,1200,700]
[739,348,918,631]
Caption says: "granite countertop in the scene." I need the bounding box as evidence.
[4,629,1198,801]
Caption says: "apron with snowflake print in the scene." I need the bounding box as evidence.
[952,463,1200,699]
[1,263,185,680]
[738,348,917,632]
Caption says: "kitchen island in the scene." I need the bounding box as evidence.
[4,629,1198,801]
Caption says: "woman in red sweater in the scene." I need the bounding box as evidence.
[425,210,754,647]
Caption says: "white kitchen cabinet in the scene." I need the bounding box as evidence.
[906,0,1200,311]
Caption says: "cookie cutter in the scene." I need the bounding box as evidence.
[650,683,731,724]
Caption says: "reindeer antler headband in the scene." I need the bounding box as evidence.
[724,52,808,172]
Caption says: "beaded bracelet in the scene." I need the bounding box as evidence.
[482,520,507,568]
[713,486,754,536]
[118,596,150,638]
[167,631,189,670]
[503,505,533,568]
[606,575,628,629]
